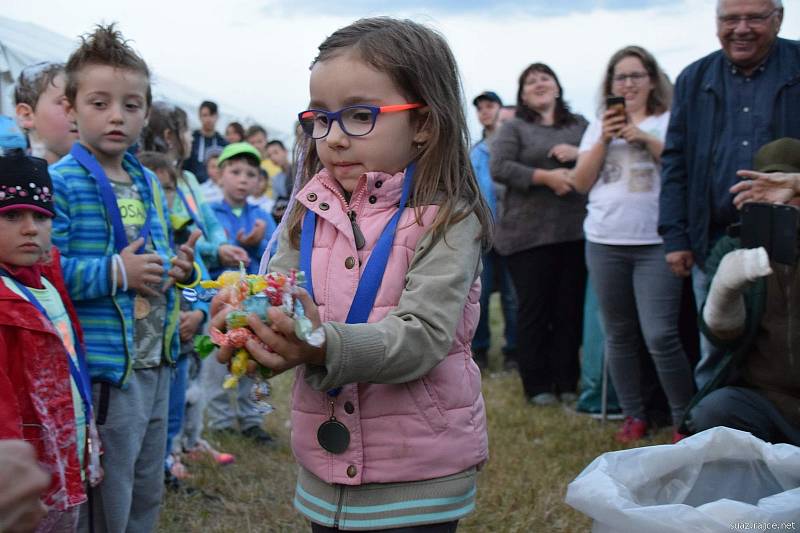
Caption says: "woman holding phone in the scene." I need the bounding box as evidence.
[571,46,694,443]
[491,63,588,406]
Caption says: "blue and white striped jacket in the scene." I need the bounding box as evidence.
[50,149,180,387]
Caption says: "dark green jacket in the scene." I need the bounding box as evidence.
[681,236,767,434]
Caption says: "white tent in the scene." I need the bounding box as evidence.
[0,15,261,131]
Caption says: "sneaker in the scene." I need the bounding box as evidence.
[185,439,235,466]
[615,416,648,443]
[672,430,688,444]
[166,453,191,480]
[241,426,276,445]
[559,392,578,404]
[529,392,558,406]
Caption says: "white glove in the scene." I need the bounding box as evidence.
[703,247,772,336]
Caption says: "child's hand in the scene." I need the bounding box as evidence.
[163,230,202,292]
[213,288,325,376]
[180,310,205,342]
[120,237,165,297]
[236,220,266,248]
[218,244,251,267]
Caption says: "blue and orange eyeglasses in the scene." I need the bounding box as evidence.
[298,103,423,139]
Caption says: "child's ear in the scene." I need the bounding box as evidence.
[412,106,433,145]
[15,103,35,131]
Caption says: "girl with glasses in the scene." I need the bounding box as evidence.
[214,16,492,533]
[571,46,694,444]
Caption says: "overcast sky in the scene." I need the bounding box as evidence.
[3,0,799,143]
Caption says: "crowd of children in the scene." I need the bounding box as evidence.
[0,22,292,532]
[0,14,498,531]
[8,9,793,532]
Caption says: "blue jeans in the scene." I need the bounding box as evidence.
[691,265,726,389]
[165,353,189,463]
[473,249,517,354]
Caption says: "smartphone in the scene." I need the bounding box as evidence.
[740,202,800,265]
[605,95,626,114]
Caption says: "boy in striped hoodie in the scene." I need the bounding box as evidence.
[49,25,199,533]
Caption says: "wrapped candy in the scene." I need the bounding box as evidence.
[185,264,317,413]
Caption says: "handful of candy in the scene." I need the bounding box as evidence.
[183,264,321,413]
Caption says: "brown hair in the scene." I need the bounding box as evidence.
[140,101,190,163]
[64,23,151,107]
[600,46,672,116]
[245,124,267,139]
[515,63,579,127]
[14,62,65,109]
[285,17,491,249]
[226,122,246,142]
[138,151,175,177]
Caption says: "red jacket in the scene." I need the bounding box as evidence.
[0,247,87,510]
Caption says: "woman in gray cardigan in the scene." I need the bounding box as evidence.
[490,62,588,406]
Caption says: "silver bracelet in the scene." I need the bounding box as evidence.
[110,255,118,296]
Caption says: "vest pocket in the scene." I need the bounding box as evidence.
[405,377,448,433]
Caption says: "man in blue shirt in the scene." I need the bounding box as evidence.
[470,91,517,371]
[659,0,800,387]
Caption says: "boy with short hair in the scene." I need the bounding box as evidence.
[14,62,79,164]
[245,124,282,179]
[186,101,227,184]
[49,24,199,532]
[210,142,275,277]
[199,146,224,204]
[206,142,277,443]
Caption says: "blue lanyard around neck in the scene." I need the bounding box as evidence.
[300,163,414,325]
[0,270,93,421]
[299,164,414,397]
[70,143,152,254]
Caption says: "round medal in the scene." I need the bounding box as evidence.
[317,418,350,454]
[134,295,151,319]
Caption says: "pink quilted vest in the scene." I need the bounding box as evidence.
[290,167,488,485]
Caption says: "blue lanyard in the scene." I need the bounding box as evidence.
[300,164,414,396]
[0,270,93,421]
[176,185,207,238]
[70,143,152,254]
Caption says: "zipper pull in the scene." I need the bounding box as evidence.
[348,211,366,250]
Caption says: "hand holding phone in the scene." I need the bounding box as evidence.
[602,96,627,143]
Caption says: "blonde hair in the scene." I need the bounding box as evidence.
[285,17,491,250]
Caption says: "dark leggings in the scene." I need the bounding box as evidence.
[311,521,458,533]
[505,240,586,398]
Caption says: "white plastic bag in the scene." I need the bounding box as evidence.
[565,427,800,532]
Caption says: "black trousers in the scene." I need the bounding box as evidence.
[311,521,458,532]
[506,240,586,398]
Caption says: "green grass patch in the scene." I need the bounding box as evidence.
[159,294,671,531]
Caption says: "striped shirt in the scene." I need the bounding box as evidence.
[295,466,477,530]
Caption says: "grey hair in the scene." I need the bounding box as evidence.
[717,0,783,13]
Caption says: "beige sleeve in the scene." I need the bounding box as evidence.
[264,224,300,275]
[303,213,483,391]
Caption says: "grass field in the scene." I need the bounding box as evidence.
[159,295,672,532]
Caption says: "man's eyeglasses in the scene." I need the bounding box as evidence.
[718,8,778,28]
[612,72,650,85]
[298,103,423,139]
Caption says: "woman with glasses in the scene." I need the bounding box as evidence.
[490,63,588,407]
[571,46,694,443]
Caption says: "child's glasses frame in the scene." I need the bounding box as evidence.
[298,103,423,139]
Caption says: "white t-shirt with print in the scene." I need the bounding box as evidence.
[579,111,670,245]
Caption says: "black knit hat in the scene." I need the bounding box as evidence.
[0,149,55,217]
